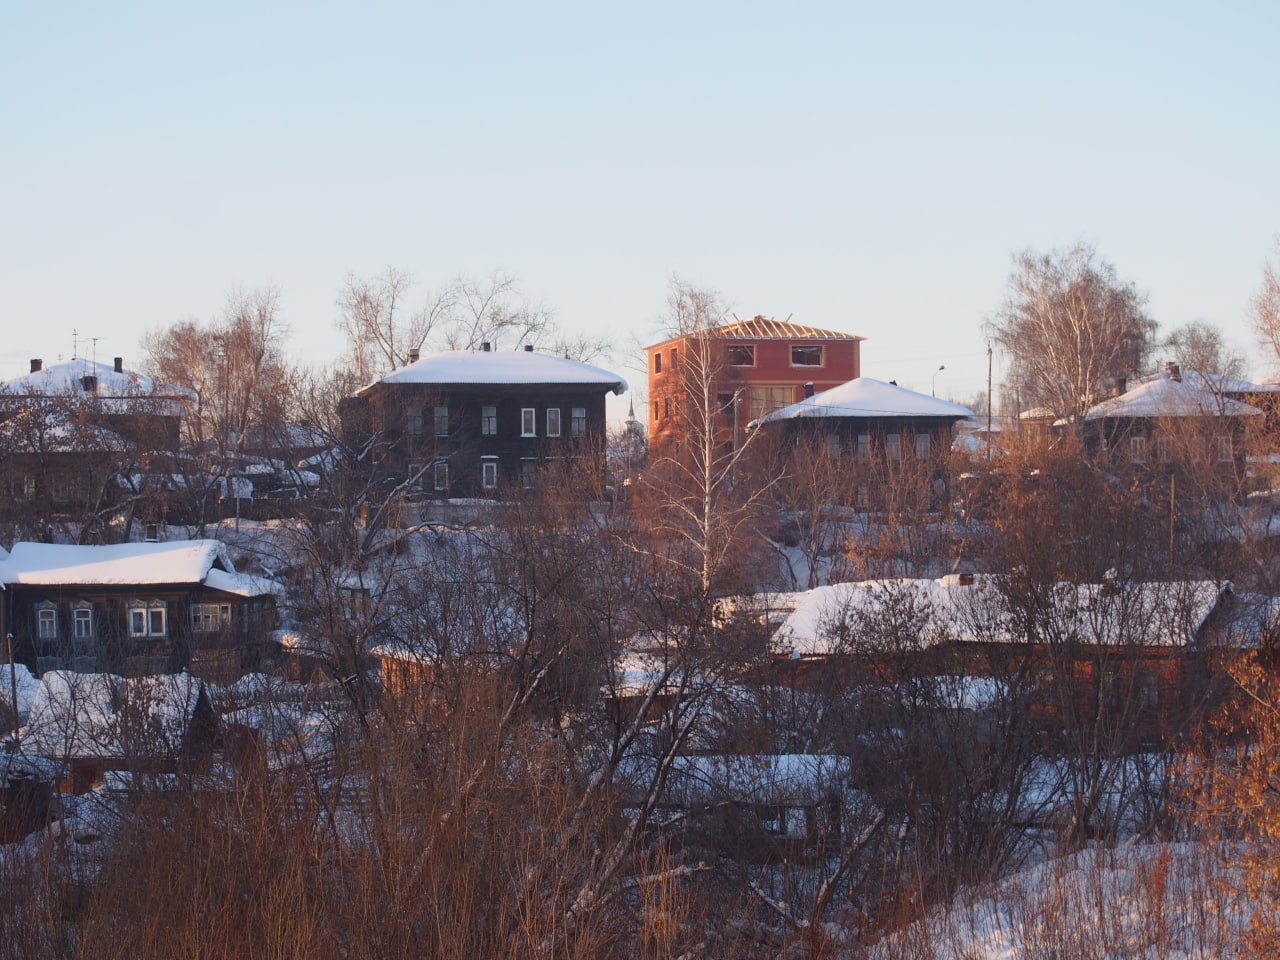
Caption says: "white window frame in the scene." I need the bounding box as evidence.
[546,408,561,438]
[434,405,449,437]
[72,603,94,640]
[521,408,537,437]
[481,459,498,490]
[1216,435,1232,462]
[521,458,538,488]
[433,460,449,492]
[885,434,902,461]
[915,433,930,459]
[571,407,587,437]
[37,603,57,641]
[1130,435,1147,463]
[405,406,422,438]
[481,405,498,436]
[856,435,869,461]
[129,600,168,638]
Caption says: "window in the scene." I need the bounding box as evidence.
[915,433,930,459]
[827,434,841,457]
[191,603,232,633]
[408,462,424,489]
[73,605,93,640]
[12,476,35,500]
[791,345,823,367]
[1216,435,1232,462]
[653,352,662,374]
[482,459,498,490]
[521,408,537,437]
[37,603,57,640]
[663,397,671,420]
[885,434,902,460]
[546,408,561,437]
[434,405,449,437]
[570,407,587,437]
[1130,436,1147,462]
[129,601,168,637]
[748,386,791,423]
[405,407,422,438]
[856,435,869,461]
[1156,436,1172,463]
[653,400,660,421]
[727,344,756,366]
[481,405,497,436]
[669,347,679,370]
[521,459,538,488]
[717,393,734,418]
[433,461,449,492]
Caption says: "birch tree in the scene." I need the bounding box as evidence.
[991,242,1156,421]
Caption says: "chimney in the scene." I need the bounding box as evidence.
[408,348,420,364]
[1114,376,1126,397]
[81,375,98,393]
[29,358,42,373]
[803,381,815,399]
[524,344,534,352]
[113,357,123,373]
[482,342,491,352]
[1165,361,1181,382]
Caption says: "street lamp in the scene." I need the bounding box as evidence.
[932,364,945,397]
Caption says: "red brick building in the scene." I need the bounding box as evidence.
[644,316,864,453]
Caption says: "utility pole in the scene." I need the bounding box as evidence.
[986,342,993,462]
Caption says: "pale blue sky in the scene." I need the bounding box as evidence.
[3,1,1277,417]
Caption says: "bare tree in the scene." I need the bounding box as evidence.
[1161,319,1247,379]
[990,242,1156,421]
[143,288,294,527]
[1253,236,1280,376]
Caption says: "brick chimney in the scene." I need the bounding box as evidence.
[524,344,534,352]
[114,357,123,373]
[81,375,98,393]
[1165,362,1181,382]
[29,358,42,373]
[482,342,491,352]
[408,348,420,364]
[804,381,815,399]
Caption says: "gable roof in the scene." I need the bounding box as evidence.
[753,377,973,426]
[1084,372,1265,421]
[357,349,627,396]
[770,576,1228,656]
[2,540,229,587]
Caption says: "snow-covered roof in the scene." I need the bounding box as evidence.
[770,576,1228,656]
[203,567,280,598]
[22,671,210,759]
[1084,372,1265,421]
[617,753,852,807]
[753,378,973,427]
[1138,369,1279,395]
[2,540,229,587]
[1,358,193,412]
[357,349,627,396]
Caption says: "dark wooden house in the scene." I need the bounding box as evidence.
[340,345,627,498]
[1,540,278,680]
